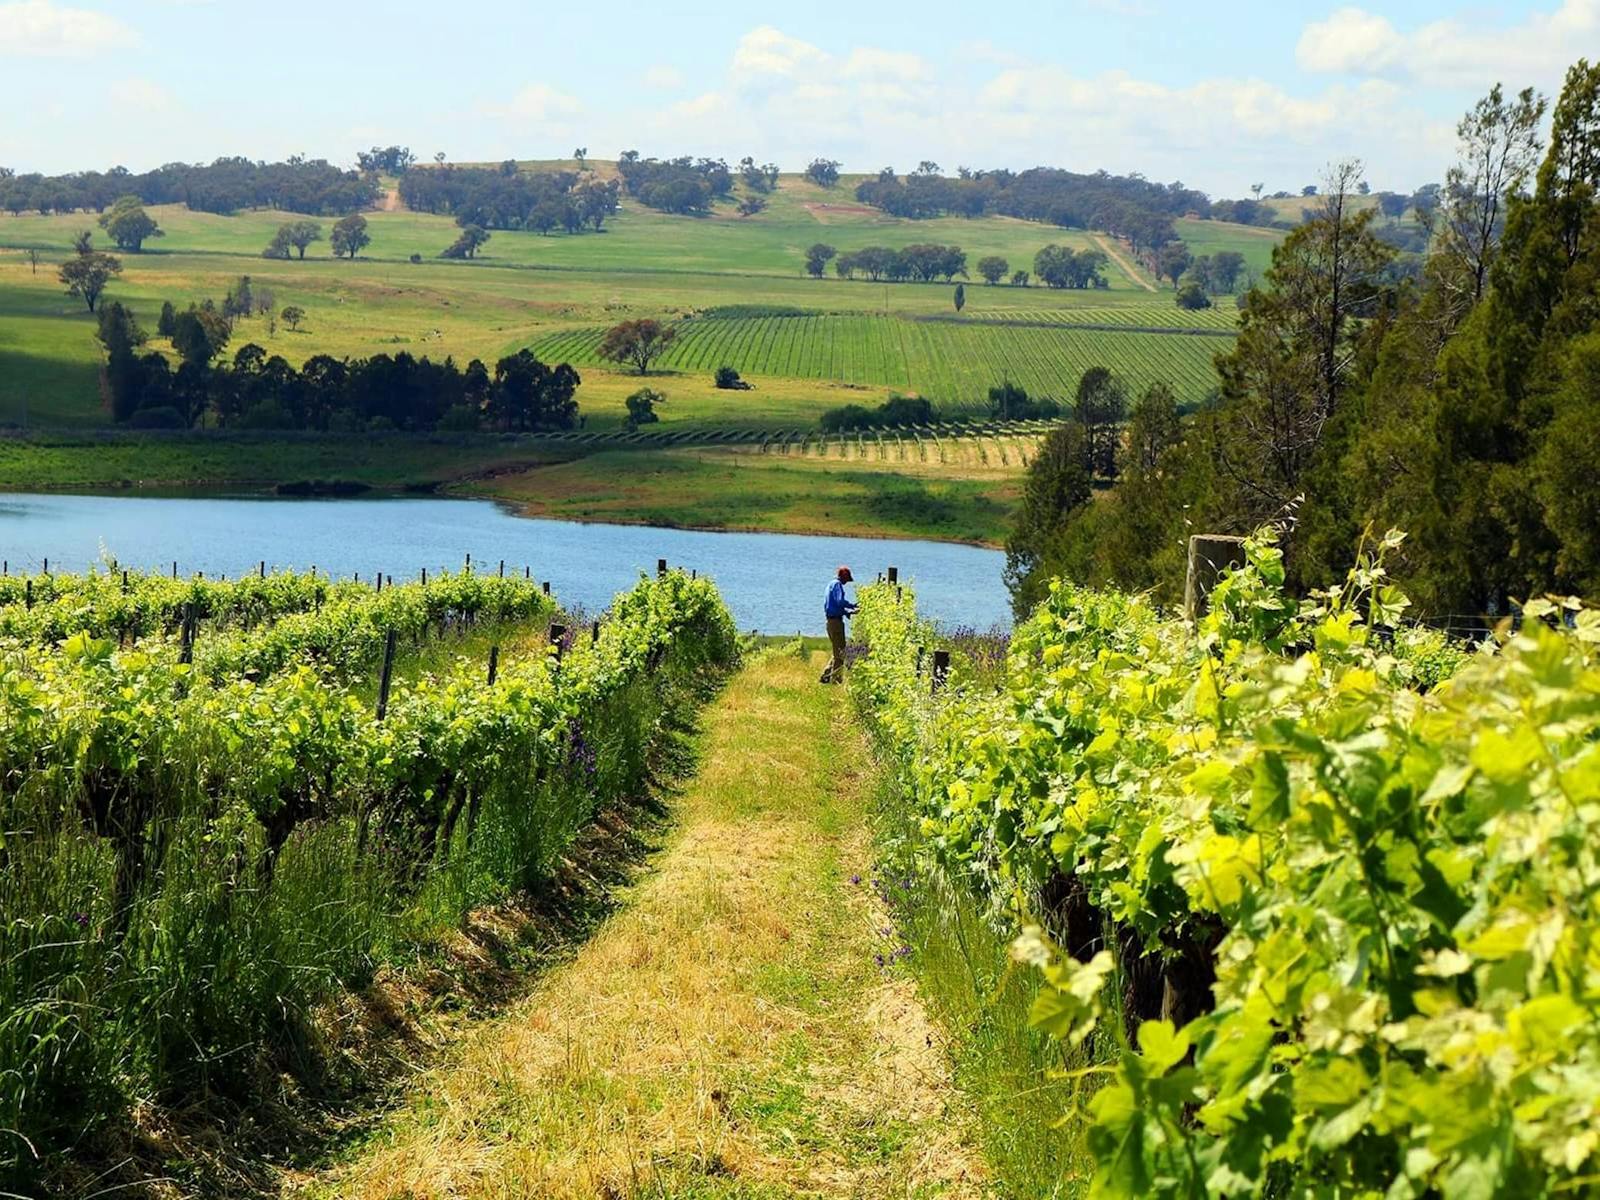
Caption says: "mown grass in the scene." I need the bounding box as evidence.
[303,650,986,1199]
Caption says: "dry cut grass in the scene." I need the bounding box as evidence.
[295,652,984,1199]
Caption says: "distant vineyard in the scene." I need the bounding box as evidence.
[531,312,1230,406]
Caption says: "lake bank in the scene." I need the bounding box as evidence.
[0,433,1021,547]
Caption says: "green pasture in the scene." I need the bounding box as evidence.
[1174,217,1283,281]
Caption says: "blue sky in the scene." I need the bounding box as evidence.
[0,0,1591,196]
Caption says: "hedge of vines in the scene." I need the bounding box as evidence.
[0,569,738,1186]
[852,531,1600,1198]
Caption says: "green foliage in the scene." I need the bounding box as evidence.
[98,196,163,253]
[624,386,665,430]
[330,213,370,259]
[0,568,739,1188]
[852,534,1600,1198]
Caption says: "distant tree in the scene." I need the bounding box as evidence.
[281,305,306,332]
[763,163,780,190]
[624,386,666,430]
[738,156,769,192]
[737,195,768,217]
[804,242,837,277]
[58,234,121,312]
[1250,182,1265,199]
[916,160,941,176]
[529,200,564,235]
[805,158,841,188]
[1074,366,1127,477]
[1011,269,1029,287]
[284,220,323,259]
[714,365,751,390]
[489,350,580,430]
[1175,281,1212,310]
[598,318,676,374]
[1209,250,1246,293]
[575,177,620,230]
[222,275,254,324]
[1302,184,1318,196]
[1157,241,1192,288]
[157,300,176,337]
[573,147,588,168]
[263,227,292,259]
[99,196,162,252]
[330,214,370,259]
[1377,191,1410,219]
[977,255,1008,284]
[1122,382,1182,475]
[170,305,230,367]
[953,282,965,313]
[26,248,38,275]
[441,224,491,258]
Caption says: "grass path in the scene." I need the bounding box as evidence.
[1090,234,1158,292]
[295,652,983,1199]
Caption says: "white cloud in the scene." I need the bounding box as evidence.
[1297,0,1599,89]
[0,0,134,56]
[643,64,684,90]
[483,83,582,123]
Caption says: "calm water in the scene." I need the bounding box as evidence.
[0,493,1010,633]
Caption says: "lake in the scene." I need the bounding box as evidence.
[0,493,1011,633]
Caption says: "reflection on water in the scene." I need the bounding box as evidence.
[0,492,1011,634]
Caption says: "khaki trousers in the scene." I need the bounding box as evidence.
[822,617,847,683]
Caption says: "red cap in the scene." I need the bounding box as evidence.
[837,566,853,582]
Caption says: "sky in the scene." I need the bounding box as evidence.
[0,0,1593,198]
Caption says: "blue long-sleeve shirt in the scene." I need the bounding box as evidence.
[825,580,857,620]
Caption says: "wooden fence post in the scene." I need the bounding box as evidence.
[1184,535,1248,622]
[376,630,398,721]
[931,650,950,693]
[487,645,500,686]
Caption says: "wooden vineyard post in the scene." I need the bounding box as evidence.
[915,645,925,677]
[122,570,129,592]
[259,561,266,579]
[421,567,428,585]
[591,620,600,645]
[24,578,32,610]
[525,566,530,580]
[178,604,198,665]
[657,558,668,578]
[376,630,398,721]
[931,650,950,693]
[550,624,568,664]
[887,566,899,584]
[465,553,472,572]
[542,581,551,596]
[498,560,505,578]
[486,645,500,686]
[1184,535,1248,622]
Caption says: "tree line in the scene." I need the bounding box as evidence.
[95,294,580,433]
[851,164,1197,253]
[615,152,735,214]
[397,163,619,233]
[1008,62,1600,618]
[0,157,377,218]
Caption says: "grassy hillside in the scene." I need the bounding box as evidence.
[0,170,1229,428]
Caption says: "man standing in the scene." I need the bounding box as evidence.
[821,565,857,684]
